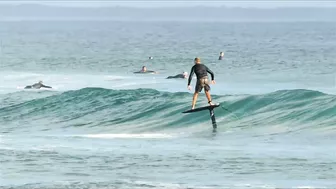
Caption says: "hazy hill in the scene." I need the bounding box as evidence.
[0,4,335,21]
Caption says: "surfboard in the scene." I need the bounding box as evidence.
[133,71,157,74]
[182,103,220,113]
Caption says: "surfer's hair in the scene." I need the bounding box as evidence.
[194,57,201,63]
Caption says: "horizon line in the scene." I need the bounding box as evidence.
[0,1,336,8]
[1,3,336,9]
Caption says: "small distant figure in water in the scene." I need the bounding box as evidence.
[218,52,224,60]
[149,56,153,60]
[166,72,188,79]
[134,66,157,74]
[141,66,147,72]
[24,81,52,89]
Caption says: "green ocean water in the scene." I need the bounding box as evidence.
[0,21,336,189]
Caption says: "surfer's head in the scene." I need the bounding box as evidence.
[220,52,224,56]
[38,80,43,84]
[183,72,188,78]
[194,57,201,64]
[141,66,147,72]
[149,56,153,60]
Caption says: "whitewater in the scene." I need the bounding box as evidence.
[1,21,336,189]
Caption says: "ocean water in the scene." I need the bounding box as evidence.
[0,21,336,189]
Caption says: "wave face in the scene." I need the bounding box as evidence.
[0,88,335,134]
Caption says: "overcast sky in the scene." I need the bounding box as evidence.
[0,0,335,8]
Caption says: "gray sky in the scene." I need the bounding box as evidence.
[0,0,335,8]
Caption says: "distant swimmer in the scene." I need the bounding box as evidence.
[24,81,52,89]
[149,56,153,60]
[218,52,224,60]
[166,72,188,79]
[134,66,157,74]
[187,57,216,110]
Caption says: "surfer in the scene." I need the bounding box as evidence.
[166,72,188,79]
[218,52,224,60]
[24,81,52,89]
[141,66,147,72]
[187,57,215,109]
[134,66,157,74]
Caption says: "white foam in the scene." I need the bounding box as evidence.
[104,75,127,81]
[78,133,174,139]
[131,180,217,189]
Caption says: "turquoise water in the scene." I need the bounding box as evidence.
[1,21,336,189]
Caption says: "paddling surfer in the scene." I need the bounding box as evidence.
[187,57,216,109]
[166,72,188,79]
[134,66,157,74]
[24,81,52,89]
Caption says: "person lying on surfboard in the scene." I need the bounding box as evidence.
[134,66,157,74]
[166,72,188,79]
[187,57,216,110]
[24,81,52,89]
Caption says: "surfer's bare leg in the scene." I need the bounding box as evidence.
[191,92,198,109]
[205,90,214,105]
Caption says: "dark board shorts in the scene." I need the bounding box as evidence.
[195,76,210,92]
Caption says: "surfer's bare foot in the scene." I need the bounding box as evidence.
[191,106,195,110]
[208,101,215,106]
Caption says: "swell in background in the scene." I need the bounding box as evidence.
[1,88,335,135]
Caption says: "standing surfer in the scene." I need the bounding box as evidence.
[187,57,216,109]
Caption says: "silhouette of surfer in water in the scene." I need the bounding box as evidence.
[134,66,157,74]
[24,81,52,89]
[166,72,188,79]
[218,52,224,60]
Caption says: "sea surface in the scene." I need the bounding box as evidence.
[0,21,336,189]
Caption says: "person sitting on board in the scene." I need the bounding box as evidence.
[134,66,157,74]
[166,72,188,79]
[24,81,52,89]
[187,57,216,110]
[218,52,224,60]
